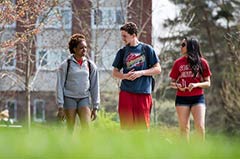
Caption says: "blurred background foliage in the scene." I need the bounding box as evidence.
[153,0,240,135]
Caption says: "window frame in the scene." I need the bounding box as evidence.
[0,49,16,70]
[36,6,72,29]
[91,7,126,29]
[36,48,68,71]
[33,99,46,122]
[5,99,17,122]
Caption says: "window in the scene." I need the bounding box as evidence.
[94,9,102,25]
[0,32,16,70]
[116,10,125,24]
[61,9,72,29]
[36,6,72,29]
[33,99,45,122]
[91,7,125,29]
[37,49,48,67]
[5,100,17,121]
[0,31,15,42]
[0,49,16,70]
[36,49,68,70]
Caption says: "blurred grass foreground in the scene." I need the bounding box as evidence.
[0,127,239,159]
[0,111,240,159]
[0,122,240,159]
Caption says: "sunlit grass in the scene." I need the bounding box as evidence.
[0,111,239,158]
[0,124,240,159]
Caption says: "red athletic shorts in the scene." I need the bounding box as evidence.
[118,91,152,129]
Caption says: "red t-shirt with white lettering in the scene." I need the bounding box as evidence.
[169,56,212,96]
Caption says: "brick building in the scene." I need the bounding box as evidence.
[0,0,152,123]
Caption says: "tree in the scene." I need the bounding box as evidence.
[221,32,240,134]
[0,0,69,130]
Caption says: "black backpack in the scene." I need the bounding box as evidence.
[64,59,91,87]
[120,43,155,92]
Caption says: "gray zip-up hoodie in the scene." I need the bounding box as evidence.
[56,55,100,109]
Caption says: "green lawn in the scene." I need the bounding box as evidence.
[0,125,239,159]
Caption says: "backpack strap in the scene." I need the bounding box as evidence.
[141,43,155,92]
[141,43,152,68]
[119,46,128,68]
[64,59,71,87]
[87,60,91,82]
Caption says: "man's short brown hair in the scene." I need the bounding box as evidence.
[120,22,138,36]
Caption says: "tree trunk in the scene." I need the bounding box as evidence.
[203,10,218,63]
[25,42,31,131]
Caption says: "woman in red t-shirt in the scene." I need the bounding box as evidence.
[169,38,212,141]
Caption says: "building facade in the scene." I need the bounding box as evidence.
[0,0,152,123]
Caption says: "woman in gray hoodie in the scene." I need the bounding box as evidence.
[56,33,100,132]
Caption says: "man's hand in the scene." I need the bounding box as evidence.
[124,69,144,81]
[129,70,144,81]
[57,107,65,121]
[123,69,135,80]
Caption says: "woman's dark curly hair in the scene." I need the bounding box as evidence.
[68,33,86,54]
[120,22,138,36]
[185,37,203,77]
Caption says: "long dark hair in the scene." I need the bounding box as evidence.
[185,38,203,77]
